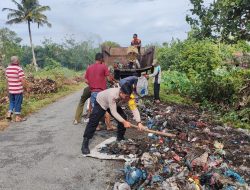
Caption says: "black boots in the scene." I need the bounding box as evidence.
[81,138,90,155]
[116,135,125,142]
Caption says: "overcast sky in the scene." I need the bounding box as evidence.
[0,0,212,46]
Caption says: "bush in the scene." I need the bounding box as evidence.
[157,40,183,70]
[157,39,250,105]
[177,39,222,74]
[161,70,192,95]
[44,58,61,70]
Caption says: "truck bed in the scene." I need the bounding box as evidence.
[102,46,155,79]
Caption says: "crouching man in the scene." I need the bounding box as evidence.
[81,82,145,155]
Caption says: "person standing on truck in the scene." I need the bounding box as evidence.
[131,33,141,55]
[81,82,146,155]
[127,46,141,69]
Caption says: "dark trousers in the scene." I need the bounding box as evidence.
[83,101,127,139]
[154,83,160,100]
[74,87,91,122]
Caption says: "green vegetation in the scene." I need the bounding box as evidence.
[148,78,192,105]
[1,0,249,130]
[0,26,92,121]
[2,0,52,71]
[186,0,250,43]
[157,0,250,129]
[0,28,99,70]
[156,38,250,129]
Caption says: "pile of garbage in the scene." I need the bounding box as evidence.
[0,96,8,105]
[72,76,84,83]
[26,76,58,94]
[101,99,250,189]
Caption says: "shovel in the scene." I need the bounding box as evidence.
[131,124,176,138]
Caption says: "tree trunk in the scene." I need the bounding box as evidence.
[28,21,38,71]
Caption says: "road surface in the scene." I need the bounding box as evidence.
[0,91,122,190]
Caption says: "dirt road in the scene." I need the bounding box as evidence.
[0,91,121,190]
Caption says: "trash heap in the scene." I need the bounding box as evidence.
[101,99,250,190]
[27,76,58,94]
[0,96,8,105]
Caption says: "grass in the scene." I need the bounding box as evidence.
[220,109,250,130]
[148,81,192,105]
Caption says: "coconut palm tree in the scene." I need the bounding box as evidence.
[2,0,51,71]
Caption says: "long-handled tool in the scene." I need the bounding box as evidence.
[131,124,176,138]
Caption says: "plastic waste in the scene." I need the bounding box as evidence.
[152,175,163,182]
[195,121,208,128]
[163,147,170,152]
[166,106,173,113]
[214,141,224,149]
[178,132,187,140]
[200,172,223,189]
[185,159,192,171]
[138,175,152,189]
[158,137,164,144]
[163,177,180,190]
[189,121,197,129]
[162,165,171,175]
[113,182,131,190]
[191,152,208,168]
[214,141,226,155]
[124,165,146,186]
[146,119,154,129]
[147,133,158,140]
[207,155,223,168]
[99,98,249,190]
[223,186,236,190]
[188,177,201,190]
[173,154,181,162]
[141,152,158,169]
[163,121,168,127]
[136,76,148,97]
[224,169,245,184]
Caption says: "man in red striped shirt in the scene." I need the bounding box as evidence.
[5,56,26,122]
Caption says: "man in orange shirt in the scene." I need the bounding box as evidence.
[131,33,141,54]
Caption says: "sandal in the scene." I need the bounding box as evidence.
[96,125,102,131]
[73,120,80,125]
[107,125,117,131]
[15,116,27,122]
[6,112,12,120]
[155,100,160,104]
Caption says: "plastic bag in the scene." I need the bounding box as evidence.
[124,165,147,186]
[136,76,148,97]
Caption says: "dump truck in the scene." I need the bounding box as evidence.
[102,46,155,79]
